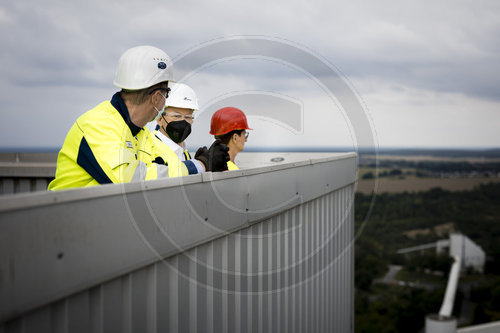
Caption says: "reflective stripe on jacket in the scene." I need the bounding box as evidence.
[151,132,190,177]
[227,160,239,171]
[48,100,166,190]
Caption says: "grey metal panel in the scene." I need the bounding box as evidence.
[1,153,355,332]
[146,265,156,333]
[271,215,278,333]
[67,292,89,333]
[0,167,56,179]
[194,245,206,333]
[0,179,14,195]
[0,178,52,195]
[155,261,169,333]
[239,228,248,333]
[168,256,178,333]
[227,234,236,333]
[215,239,224,333]
[102,278,123,333]
[0,153,57,179]
[24,307,51,333]
[50,300,67,333]
[320,196,326,333]
[129,269,148,332]
[261,219,269,333]
[176,253,190,332]
[3,318,23,333]
[283,212,290,333]
[0,153,17,163]
[252,224,260,333]
[34,179,48,192]
[89,287,102,333]
[188,249,197,333]
[0,153,58,164]
[16,179,31,194]
[278,212,288,332]
[0,152,356,196]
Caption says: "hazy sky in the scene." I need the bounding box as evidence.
[1,0,499,150]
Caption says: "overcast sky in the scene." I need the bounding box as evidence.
[1,0,499,151]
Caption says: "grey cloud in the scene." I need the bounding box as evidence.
[2,0,499,97]
[1,0,499,149]
[337,57,500,100]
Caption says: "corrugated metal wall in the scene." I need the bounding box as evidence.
[1,185,354,333]
[0,177,53,195]
[0,152,57,195]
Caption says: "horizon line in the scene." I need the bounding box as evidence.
[1,146,500,153]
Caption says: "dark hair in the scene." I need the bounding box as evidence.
[215,129,244,145]
[120,81,169,105]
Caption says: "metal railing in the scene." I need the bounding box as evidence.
[0,153,356,333]
[0,152,57,195]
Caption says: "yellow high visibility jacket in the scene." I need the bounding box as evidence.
[227,161,239,170]
[152,126,192,161]
[151,131,190,178]
[48,93,168,191]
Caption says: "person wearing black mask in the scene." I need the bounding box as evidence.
[155,83,197,161]
[151,83,229,174]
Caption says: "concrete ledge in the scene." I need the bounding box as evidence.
[0,152,356,322]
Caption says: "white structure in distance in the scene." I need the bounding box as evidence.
[398,233,485,274]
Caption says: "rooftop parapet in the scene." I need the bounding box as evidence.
[0,152,357,332]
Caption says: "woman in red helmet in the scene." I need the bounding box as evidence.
[209,107,252,170]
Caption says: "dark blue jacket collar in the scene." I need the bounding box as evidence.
[110,92,142,137]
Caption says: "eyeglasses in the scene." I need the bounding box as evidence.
[243,131,249,139]
[163,112,195,122]
[149,87,171,99]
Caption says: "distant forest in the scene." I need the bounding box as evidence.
[355,182,500,270]
[362,147,500,158]
[354,182,500,332]
[243,147,500,158]
[361,160,500,174]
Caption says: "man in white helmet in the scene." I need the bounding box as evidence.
[150,82,231,176]
[49,46,228,190]
[147,82,200,177]
[153,83,197,161]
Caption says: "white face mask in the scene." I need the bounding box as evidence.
[153,105,164,122]
[152,93,167,122]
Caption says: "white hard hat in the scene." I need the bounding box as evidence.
[165,83,199,110]
[113,45,174,90]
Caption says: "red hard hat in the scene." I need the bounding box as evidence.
[210,107,252,135]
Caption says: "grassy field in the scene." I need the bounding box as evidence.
[357,154,500,193]
[361,154,500,163]
[356,176,500,194]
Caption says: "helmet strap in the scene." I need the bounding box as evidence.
[160,113,169,134]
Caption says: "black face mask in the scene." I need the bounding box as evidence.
[163,119,192,143]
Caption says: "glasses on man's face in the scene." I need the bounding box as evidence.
[163,112,195,123]
[243,131,249,139]
[150,87,171,99]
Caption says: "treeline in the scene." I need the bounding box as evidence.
[361,160,500,175]
[359,148,500,159]
[355,183,500,279]
[354,182,500,331]
[355,285,444,333]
